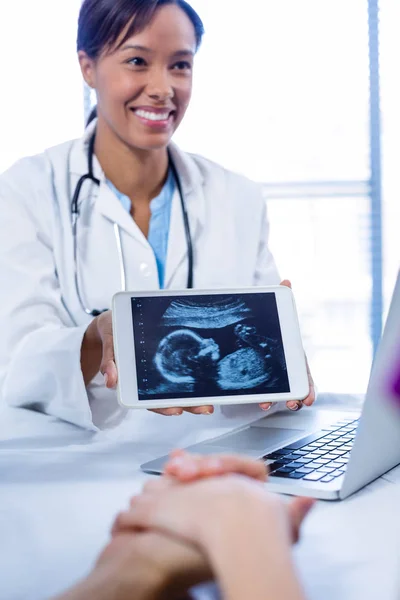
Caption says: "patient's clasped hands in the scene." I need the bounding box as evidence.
[76,451,314,600]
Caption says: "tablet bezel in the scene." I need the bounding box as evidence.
[112,286,309,409]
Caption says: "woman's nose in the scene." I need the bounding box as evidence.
[146,70,174,101]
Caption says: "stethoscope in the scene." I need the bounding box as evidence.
[71,131,194,317]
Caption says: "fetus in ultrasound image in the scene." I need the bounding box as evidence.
[132,293,290,401]
[154,329,220,385]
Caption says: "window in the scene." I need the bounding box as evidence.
[176,0,370,183]
[173,0,395,394]
[380,0,400,315]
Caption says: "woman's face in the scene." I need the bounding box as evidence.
[79,4,196,151]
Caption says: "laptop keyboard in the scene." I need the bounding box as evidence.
[263,417,360,483]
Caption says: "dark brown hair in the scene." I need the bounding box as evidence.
[77,0,205,59]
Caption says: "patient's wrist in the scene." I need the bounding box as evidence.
[89,561,166,600]
[58,540,168,600]
[200,504,307,600]
[198,497,284,552]
[207,524,303,600]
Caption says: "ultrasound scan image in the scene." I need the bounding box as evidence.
[131,293,290,401]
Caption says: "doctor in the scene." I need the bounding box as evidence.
[0,0,314,430]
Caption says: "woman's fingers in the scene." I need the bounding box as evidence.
[286,364,315,410]
[170,448,185,459]
[279,281,316,410]
[197,454,267,482]
[97,312,118,388]
[140,476,176,497]
[288,359,315,410]
[280,279,292,289]
[280,279,315,411]
[259,402,275,412]
[303,358,316,407]
[111,511,139,536]
[286,400,303,411]
[148,406,214,416]
[287,497,315,543]
[183,406,214,415]
[164,454,203,480]
[149,408,184,416]
[102,360,118,388]
[111,499,153,536]
[112,479,177,536]
[165,452,268,482]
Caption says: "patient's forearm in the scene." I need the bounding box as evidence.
[207,522,306,600]
[53,572,116,600]
[53,562,164,600]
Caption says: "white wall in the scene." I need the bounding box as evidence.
[0,0,83,172]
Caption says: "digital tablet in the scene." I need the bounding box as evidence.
[112,286,309,409]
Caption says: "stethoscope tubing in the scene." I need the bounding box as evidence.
[71,131,193,316]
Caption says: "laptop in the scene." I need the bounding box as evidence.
[141,272,400,500]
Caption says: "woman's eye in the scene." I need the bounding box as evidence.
[128,57,146,67]
[172,61,192,71]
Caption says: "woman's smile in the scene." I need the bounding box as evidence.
[131,105,176,130]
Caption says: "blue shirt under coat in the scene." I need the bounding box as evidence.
[106,169,175,289]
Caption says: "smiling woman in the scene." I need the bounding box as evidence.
[77,1,203,197]
[75,0,204,259]
[0,0,314,431]
[78,0,204,158]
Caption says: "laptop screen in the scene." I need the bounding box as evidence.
[131,292,290,401]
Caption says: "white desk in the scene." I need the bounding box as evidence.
[1,398,400,600]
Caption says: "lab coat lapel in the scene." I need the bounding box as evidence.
[164,143,205,288]
[95,182,148,246]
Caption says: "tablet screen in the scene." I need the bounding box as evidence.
[131,292,290,401]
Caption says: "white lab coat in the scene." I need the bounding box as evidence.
[0,121,280,431]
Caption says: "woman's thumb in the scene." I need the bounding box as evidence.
[280,279,292,289]
[288,497,315,543]
[100,332,117,388]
